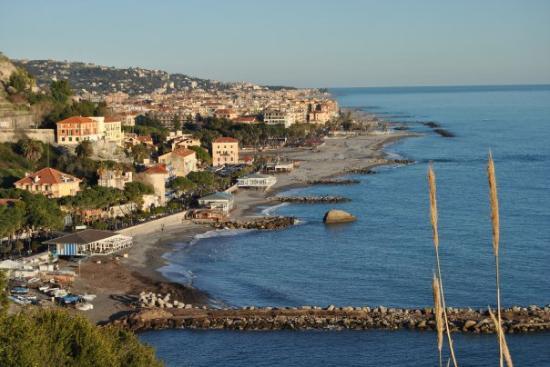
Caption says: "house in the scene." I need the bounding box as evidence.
[103,116,123,144]
[212,137,239,166]
[97,168,132,190]
[215,108,238,120]
[14,167,81,198]
[135,164,169,205]
[237,173,277,189]
[265,161,295,173]
[44,229,132,257]
[198,192,234,213]
[56,116,101,145]
[158,148,197,177]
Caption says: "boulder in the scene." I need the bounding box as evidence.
[323,209,357,224]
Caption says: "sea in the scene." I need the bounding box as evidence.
[140,85,550,366]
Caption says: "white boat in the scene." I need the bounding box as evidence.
[81,294,97,302]
[39,286,50,292]
[76,303,94,311]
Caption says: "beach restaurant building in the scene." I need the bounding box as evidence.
[198,192,235,214]
[237,173,277,190]
[45,229,132,257]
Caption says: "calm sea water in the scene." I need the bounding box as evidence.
[142,85,550,366]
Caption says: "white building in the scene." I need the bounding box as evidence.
[198,192,235,213]
[264,109,295,128]
[237,173,277,189]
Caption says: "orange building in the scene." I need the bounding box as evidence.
[14,167,81,198]
[56,116,102,145]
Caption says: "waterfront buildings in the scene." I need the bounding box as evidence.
[135,164,169,206]
[264,109,296,128]
[14,167,81,198]
[212,137,239,166]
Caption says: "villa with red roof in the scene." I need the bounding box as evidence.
[56,116,101,145]
[158,147,197,177]
[212,137,239,166]
[14,167,82,198]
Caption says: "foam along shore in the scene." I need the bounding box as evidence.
[74,130,419,324]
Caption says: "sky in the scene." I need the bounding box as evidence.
[1,0,549,87]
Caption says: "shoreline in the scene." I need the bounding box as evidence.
[74,130,419,324]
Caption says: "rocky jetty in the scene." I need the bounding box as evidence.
[138,291,190,309]
[433,128,455,137]
[211,216,296,230]
[323,210,357,224]
[111,304,550,334]
[273,196,350,204]
[308,179,360,185]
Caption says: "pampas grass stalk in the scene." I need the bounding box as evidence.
[489,307,514,367]
[488,152,507,367]
[432,274,444,367]
[428,165,458,367]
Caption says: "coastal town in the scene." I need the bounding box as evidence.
[0,52,404,319]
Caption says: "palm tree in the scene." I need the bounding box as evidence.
[18,139,43,162]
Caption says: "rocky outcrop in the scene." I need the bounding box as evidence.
[110,304,550,334]
[273,196,350,204]
[211,216,296,230]
[346,167,376,175]
[323,210,356,224]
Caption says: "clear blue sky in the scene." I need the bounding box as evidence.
[1,0,549,87]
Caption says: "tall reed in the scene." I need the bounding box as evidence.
[428,165,458,367]
[488,307,514,367]
[487,152,511,367]
[432,274,444,367]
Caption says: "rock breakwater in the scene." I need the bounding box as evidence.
[111,305,550,334]
[211,216,296,230]
[273,196,350,203]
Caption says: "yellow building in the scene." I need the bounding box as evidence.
[212,137,239,166]
[135,164,169,206]
[14,167,81,198]
[103,116,123,145]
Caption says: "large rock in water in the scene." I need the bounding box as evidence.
[323,209,356,224]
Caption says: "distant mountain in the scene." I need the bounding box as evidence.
[13,58,295,96]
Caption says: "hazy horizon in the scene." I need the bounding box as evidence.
[1,0,549,87]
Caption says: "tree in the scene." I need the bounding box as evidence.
[76,141,93,158]
[8,68,34,94]
[129,144,152,163]
[188,145,211,165]
[0,271,8,317]
[49,80,72,105]
[169,177,196,194]
[17,139,43,162]
[124,181,154,208]
[172,115,181,131]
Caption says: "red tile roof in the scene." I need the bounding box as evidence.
[104,116,122,123]
[172,148,196,158]
[56,116,95,125]
[14,167,81,186]
[234,116,257,123]
[144,164,168,175]
[214,137,239,143]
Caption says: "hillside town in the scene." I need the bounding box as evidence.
[1,52,379,310]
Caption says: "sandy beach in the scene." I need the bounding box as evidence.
[74,130,418,323]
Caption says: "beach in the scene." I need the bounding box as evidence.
[73,130,418,323]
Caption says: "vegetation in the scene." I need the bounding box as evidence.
[427,155,513,367]
[76,141,94,158]
[168,177,196,195]
[187,171,229,194]
[187,145,211,165]
[0,272,162,367]
[123,181,154,208]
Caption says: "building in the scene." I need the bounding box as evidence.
[14,167,81,198]
[264,109,295,128]
[56,116,101,145]
[198,192,234,213]
[237,173,277,189]
[135,164,169,205]
[97,168,132,190]
[233,116,258,124]
[212,137,239,166]
[103,116,123,144]
[45,229,132,257]
[215,108,238,120]
[158,148,197,177]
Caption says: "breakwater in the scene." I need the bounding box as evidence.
[307,179,360,185]
[112,305,550,334]
[272,196,350,203]
[211,216,296,230]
